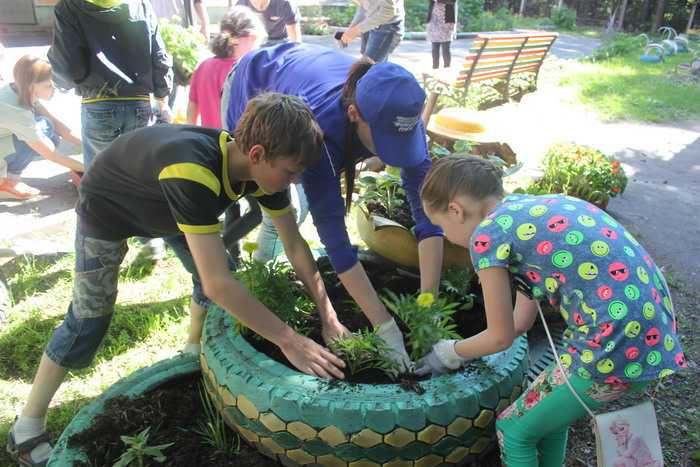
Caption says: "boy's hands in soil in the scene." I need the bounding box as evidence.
[280,334,346,379]
[321,317,352,346]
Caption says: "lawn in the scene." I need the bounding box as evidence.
[560,51,700,122]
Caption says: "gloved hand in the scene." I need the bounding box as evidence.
[376,318,413,374]
[415,339,466,377]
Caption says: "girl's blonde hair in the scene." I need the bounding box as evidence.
[13,55,52,108]
[421,155,504,212]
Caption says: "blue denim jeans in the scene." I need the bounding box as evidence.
[360,21,403,63]
[45,229,234,369]
[5,116,60,176]
[81,100,151,168]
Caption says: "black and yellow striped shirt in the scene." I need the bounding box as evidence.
[77,125,290,240]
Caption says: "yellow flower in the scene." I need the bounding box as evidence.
[416,292,435,308]
[242,241,258,256]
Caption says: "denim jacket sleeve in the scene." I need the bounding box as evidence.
[47,1,88,91]
[401,155,443,241]
[147,4,173,99]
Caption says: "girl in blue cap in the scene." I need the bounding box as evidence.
[417,155,686,466]
[222,42,445,371]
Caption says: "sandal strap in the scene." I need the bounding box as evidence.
[13,432,50,454]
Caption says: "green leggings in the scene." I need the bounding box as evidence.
[495,364,648,466]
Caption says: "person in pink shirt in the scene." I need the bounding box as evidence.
[187,6,266,127]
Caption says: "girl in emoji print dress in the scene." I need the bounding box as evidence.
[416,156,686,466]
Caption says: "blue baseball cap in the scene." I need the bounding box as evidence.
[355,62,427,168]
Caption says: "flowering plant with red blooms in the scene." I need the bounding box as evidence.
[518,143,628,209]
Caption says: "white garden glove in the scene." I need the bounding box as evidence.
[376,318,413,374]
[415,339,465,377]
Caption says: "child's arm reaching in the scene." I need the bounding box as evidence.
[416,267,516,376]
[514,291,538,335]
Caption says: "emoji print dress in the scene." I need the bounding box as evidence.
[469,194,686,383]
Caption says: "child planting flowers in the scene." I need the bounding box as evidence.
[417,155,685,466]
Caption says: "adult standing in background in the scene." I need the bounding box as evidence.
[236,0,302,46]
[427,0,457,69]
[339,0,404,62]
[151,0,210,42]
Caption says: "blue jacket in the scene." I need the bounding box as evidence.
[226,43,442,273]
[48,0,172,100]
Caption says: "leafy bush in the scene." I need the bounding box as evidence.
[463,8,514,32]
[159,17,206,85]
[384,291,461,361]
[589,33,644,62]
[302,21,330,35]
[329,329,402,378]
[550,6,577,30]
[323,4,357,26]
[233,258,315,339]
[404,0,430,32]
[517,143,627,208]
[440,267,476,311]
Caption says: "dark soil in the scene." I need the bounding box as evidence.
[69,375,278,467]
[247,255,487,385]
[366,200,415,229]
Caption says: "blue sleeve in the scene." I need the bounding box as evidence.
[301,157,358,274]
[400,155,443,241]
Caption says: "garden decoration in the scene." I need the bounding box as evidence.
[658,26,685,55]
[158,17,207,86]
[201,257,530,466]
[354,170,472,272]
[48,354,201,466]
[516,142,627,210]
[638,33,666,63]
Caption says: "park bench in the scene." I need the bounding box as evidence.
[421,32,559,123]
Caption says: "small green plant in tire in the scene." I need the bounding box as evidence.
[113,427,173,467]
[329,329,402,378]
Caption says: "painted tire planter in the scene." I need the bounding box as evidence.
[355,208,473,273]
[47,353,200,466]
[201,304,529,466]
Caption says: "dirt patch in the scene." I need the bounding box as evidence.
[69,374,278,467]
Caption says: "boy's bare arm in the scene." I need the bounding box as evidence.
[271,211,351,343]
[184,231,345,378]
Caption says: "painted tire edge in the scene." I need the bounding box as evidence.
[48,353,200,466]
[201,305,529,466]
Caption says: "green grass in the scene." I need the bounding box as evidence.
[511,15,603,37]
[560,52,700,122]
[0,249,192,467]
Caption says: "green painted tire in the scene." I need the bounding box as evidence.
[47,354,200,466]
[201,305,528,466]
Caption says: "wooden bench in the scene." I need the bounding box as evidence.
[421,32,559,124]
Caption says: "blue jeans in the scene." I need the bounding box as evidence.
[45,229,234,369]
[81,100,151,168]
[5,116,60,176]
[360,21,403,62]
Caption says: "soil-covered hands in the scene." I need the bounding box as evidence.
[321,317,352,346]
[415,339,466,377]
[376,318,414,373]
[279,333,346,379]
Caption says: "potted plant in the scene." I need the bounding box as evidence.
[517,143,628,210]
[201,256,529,466]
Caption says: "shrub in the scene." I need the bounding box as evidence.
[323,4,357,26]
[159,17,206,85]
[463,8,514,32]
[302,20,330,35]
[589,33,644,62]
[384,291,462,361]
[517,143,628,208]
[550,5,577,30]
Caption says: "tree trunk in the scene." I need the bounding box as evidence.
[688,2,698,32]
[617,0,628,29]
[652,0,666,31]
[607,2,619,33]
[519,0,527,15]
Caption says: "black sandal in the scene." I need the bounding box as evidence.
[6,427,51,467]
